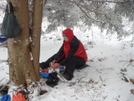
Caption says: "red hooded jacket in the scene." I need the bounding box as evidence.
[62,28,88,62]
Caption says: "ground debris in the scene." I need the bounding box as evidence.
[122,75,129,82]
[39,89,48,95]
[130,79,134,84]
[130,89,134,95]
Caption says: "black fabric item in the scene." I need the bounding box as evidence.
[0,88,8,96]
[46,72,59,87]
[39,62,48,70]
[1,2,20,38]
[5,2,14,14]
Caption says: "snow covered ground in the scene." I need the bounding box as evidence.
[1,26,134,101]
[0,0,134,100]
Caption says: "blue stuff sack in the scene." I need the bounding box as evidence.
[0,94,11,101]
[40,72,49,79]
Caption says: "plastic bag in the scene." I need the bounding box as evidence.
[1,2,20,38]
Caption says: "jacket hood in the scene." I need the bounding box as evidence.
[62,28,74,42]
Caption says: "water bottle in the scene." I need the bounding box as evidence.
[59,66,64,74]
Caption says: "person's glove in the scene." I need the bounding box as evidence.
[50,63,60,69]
[49,60,58,67]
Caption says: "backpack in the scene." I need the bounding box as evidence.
[1,2,20,38]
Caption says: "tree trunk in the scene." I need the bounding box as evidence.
[7,0,43,89]
[31,0,43,81]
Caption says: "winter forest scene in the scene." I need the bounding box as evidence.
[0,0,134,101]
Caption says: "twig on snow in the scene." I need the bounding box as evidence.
[0,77,5,83]
[119,58,134,68]
[0,60,8,63]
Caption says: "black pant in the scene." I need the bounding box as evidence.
[40,54,85,79]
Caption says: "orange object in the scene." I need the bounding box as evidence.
[41,69,49,73]
[12,91,27,101]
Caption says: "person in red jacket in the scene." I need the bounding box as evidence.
[40,28,88,80]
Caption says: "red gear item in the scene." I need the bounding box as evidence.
[41,69,49,73]
[12,91,27,101]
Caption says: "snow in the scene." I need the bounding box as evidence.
[39,29,134,101]
[0,27,134,101]
[0,16,134,101]
[36,30,134,101]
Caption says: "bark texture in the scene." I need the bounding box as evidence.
[7,0,43,87]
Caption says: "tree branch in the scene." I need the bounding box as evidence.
[65,0,104,23]
[0,77,5,83]
[66,0,104,15]
[67,0,129,33]
[59,0,66,25]
[86,0,134,3]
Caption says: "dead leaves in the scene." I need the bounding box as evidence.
[121,73,134,95]
[130,79,134,84]
[122,76,134,86]
[87,79,98,85]
[39,89,48,95]
[98,57,107,62]
[121,73,134,84]
[88,57,107,62]
[130,89,134,95]
[87,79,94,84]
[89,59,94,62]
[122,75,129,82]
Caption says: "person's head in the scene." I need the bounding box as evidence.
[62,34,68,42]
[62,28,74,42]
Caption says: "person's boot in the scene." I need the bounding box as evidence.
[63,74,72,80]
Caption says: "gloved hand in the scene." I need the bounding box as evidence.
[50,63,60,69]
[49,61,55,66]
[49,60,57,67]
